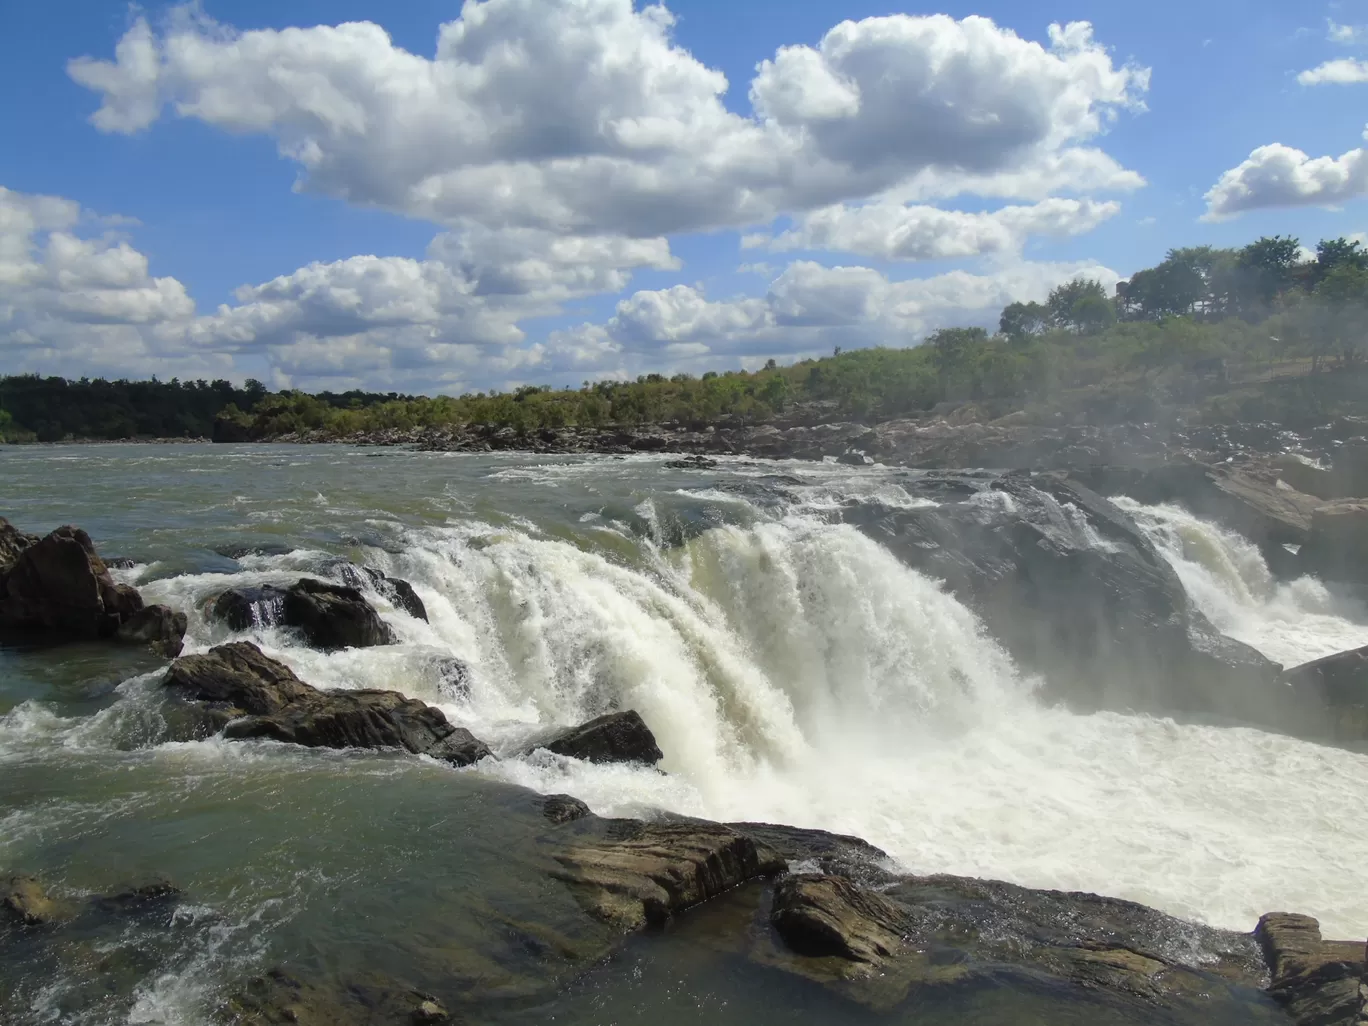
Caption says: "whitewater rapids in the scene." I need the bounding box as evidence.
[115,485,1368,940]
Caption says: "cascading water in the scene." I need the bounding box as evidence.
[122,491,1368,937]
[1113,496,1368,666]
[7,446,1368,1025]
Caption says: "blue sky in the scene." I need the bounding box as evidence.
[3,0,1368,393]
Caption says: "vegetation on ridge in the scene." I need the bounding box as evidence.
[4,232,1368,444]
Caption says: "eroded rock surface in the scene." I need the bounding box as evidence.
[1256,913,1367,1026]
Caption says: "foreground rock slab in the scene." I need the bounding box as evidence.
[164,642,491,765]
[550,820,784,930]
[1256,913,1367,1026]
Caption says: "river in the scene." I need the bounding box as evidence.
[3,443,1368,1024]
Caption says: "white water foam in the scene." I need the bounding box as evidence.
[1113,497,1368,667]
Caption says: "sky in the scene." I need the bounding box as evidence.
[3,0,1368,395]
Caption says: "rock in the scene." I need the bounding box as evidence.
[422,728,493,767]
[0,523,146,641]
[835,450,873,466]
[541,794,591,824]
[549,820,784,930]
[770,874,907,963]
[214,542,294,560]
[211,585,288,630]
[1274,453,1338,500]
[1302,502,1368,585]
[1255,913,1366,1026]
[664,455,718,470]
[164,642,490,765]
[753,862,1275,1016]
[282,578,396,650]
[845,472,1286,724]
[0,517,39,571]
[1332,440,1368,498]
[115,604,188,657]
[3,874,59,926]
[326,562,428,623]
[530,711,663,765]
[225,968,452,1026]
[1282,644,1368,741]
[103,557,139,570]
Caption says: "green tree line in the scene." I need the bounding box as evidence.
[5,232,1368,443]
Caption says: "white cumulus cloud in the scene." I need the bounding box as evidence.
[1204,143,1368,219]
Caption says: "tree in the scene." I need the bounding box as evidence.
[1047,279,1113,334]
[1236,235,1302,311]
[1000,301,1050,339]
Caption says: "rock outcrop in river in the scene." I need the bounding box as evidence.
[0,518,185,655]
[164,641,493,765]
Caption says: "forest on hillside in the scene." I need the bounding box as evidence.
[4,233,1368,444]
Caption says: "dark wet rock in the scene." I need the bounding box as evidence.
[114,604,188,657]
[164,642,490,765]
[3,874,63,927]
[211,585,288,630]
[283,578,397,650]
[214,542,294,560]
[541,794,592,825]
[845,472,1285,725]
[835,450,873,466]
[422,728,493,767]
[225,968,455,1026]
[0,522,148,643]
[529,710,663,765]
[549,820,784,930]
[1256,913,1366,1026]
[91,880,181,924]
[664,455,719,470]
[1282,644,1368,742]
[727,822,890,881]
[325,561,429,622]
[103,556,139,570]
[1302,501,1368,585]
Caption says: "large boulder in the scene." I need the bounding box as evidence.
[283,579,396,650]
[0,521,153,645]
[1301,501,1368,585]
[845,472,1285,724]
[210,579,396,650]
[164,641,491,765]
[528,710,663,765]
[325,562,428,623]
[1281,644,1368,741]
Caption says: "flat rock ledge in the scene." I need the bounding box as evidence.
[164,641,492,766]
[1257,913,1368,1026]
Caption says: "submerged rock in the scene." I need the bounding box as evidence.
[529,710,663,765]
[3,874,63,927]
[224,968,454,1026]
[164,642,491,765]
[541,794,592,825]
[664,455,719,470]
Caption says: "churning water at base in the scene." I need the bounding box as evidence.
[1114,496,1368,666]
[5,445,1368,1023]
